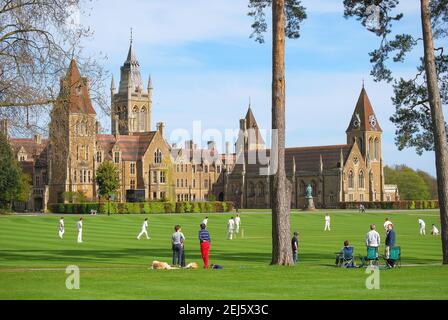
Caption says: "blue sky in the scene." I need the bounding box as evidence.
[79,0,439,176]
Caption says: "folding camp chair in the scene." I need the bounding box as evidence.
[386,246,401,268]
[362,246,379,266]
[339,246,355,268]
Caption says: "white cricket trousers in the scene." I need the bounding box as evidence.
[235,224,240,234]
[324,222,331,231]
[228,229,234,240]
[77,230,83,243]
[58,229,64,239]
[420,227,426,235]
[138,229,149,239]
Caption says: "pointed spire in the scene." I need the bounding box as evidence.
[111,75,115,91]
[292,156,296,174]
[248,96,251,109]
[346,86,382,133]
[148,74,153,91]
[340,149,344,169]
[319,154,323,173]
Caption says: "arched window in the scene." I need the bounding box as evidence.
[359,170,364,189]
[300,180,306,196]
[257,182,265,197]
[140,106,147,131]
[311,180,317,195]
[369,138,374,159]
[358,137,363,153]
[132,106,139,131]
[374,138,379,160]
[154,149,162,164]
[348,170,354,189]
[249,182,255,196]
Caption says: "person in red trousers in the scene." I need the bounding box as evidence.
[198,223,211,268]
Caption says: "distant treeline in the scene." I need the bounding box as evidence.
[385,165,438,200]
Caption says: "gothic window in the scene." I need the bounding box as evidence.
[257,182,265,197]
[132,106,139,131]
[300,180,306,196]
[74,170,77,183]
[369,138,374,158]
[193,179,196,188]
[76,146,79,160]
[114,151,120,164]
[192,165,196,173]
[359,170,365,189]
[130,162,136,175]
[154,149,162,164]
[348,171,354,189]
[374,138,379,160]
[86,145,89,160]
[311,180,317,195]
[130,179,136,190]
[152,171,158,184]
[204,179,209,188]
[88,170,91,183]
[249,182,255,197]
[96,151,102,163]
[140,106,147,131]
[204,165,209,173]
[358,137,363,153]
[159,172,166,184]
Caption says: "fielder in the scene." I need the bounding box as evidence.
[418,218,426,235]
[431,224,440,236]
[227,217,235,240]
[202,216,209,226]
[384,218,392,232]
[58,217,65,239]
[77,217,83,243]
[137,218,150,240]
[324,213,331,231]
[234,214,241,234]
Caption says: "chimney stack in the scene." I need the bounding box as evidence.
[185,140,193,150]
[156,122,165,137]
[34,134,42,145]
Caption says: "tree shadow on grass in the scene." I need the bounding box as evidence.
[0,249,441,268]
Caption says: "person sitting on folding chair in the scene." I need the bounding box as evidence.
[335,240,354,267]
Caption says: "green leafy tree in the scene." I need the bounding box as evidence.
[0,133,29,209]
[417,169,438,199]
[384,165,431,200]
[343,0,448,264]
[96,161,120,214]
[248,0,306,265]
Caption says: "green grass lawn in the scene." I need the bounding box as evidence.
[0,209,447,299]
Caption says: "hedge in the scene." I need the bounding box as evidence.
[48,201,234,214]
[340,200,439,210]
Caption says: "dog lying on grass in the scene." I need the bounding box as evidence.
[150,261,198,270]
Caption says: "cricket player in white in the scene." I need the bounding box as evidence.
[77,218,83,243]
[431,224,440,236]
[234,214,241,234]
[137,218,150,240]
[58,217,65,239]
[324,214,331,231]
[418,218,426,235]
[202,217,209,226]
[228,217,235,240]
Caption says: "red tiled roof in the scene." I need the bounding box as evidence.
[97,132,156,161]
[230,144,351,175]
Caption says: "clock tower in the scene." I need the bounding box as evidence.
[346,86,382,160]
[346,86,384,201]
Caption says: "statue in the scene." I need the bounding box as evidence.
[305,184,313,198]
[303,183,316,211]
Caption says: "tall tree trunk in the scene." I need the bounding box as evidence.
[421,0,448,264]
[271,0,293,266]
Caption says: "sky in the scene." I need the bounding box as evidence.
[77,0,439,176]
